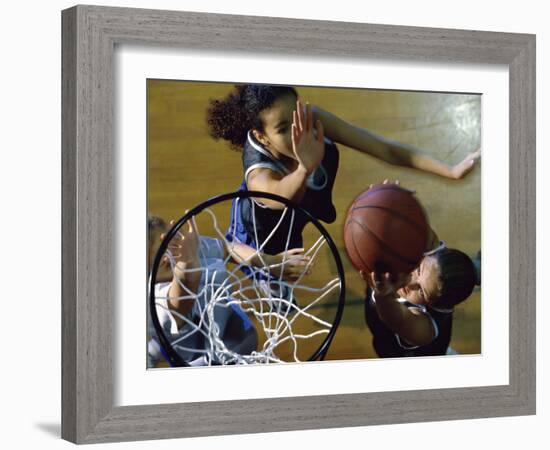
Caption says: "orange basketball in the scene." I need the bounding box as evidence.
[344,184,428,274]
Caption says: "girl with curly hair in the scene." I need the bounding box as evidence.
[207,84,479,257]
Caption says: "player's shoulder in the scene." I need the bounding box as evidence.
[247,165,284,184]
[243,132,288,177]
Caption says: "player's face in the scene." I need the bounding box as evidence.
[255,93,298,160]
[397,256,441,306]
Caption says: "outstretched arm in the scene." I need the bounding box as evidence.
[247,165,309,209]
[226,242,311,281]
[163,220,201,328]
[313,106,480,180]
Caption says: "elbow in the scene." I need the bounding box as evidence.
[394,323,435,347]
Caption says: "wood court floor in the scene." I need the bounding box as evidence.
[147,80,481,361]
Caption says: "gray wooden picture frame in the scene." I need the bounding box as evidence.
[61,4,536,444]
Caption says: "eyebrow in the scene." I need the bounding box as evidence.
[275,119,289,130]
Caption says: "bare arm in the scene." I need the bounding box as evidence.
[167,262,200,328]
[373,292,435,347]
[363,271,435,347]
[247,165,309,209]
[313,106,480,180]
[163,220,201,328]
[225,241,311,281]
[247,101,325,209]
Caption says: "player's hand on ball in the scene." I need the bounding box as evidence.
[360,270,409,298]
[292,100,325,175]
[368,179,416,194]
[449,148,481,179]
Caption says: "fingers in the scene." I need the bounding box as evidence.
[455,160,475,179]
[293,110,299,132]
[189,216,199,236]
[295,100,314,134]
[285,263,312,280]
[306,102,313,132]
[361,270,401,295]
[286,247,305,255]
[160,232,180,259]
[292,110,302,156]
[281,264,312,280]
[359,270,377,288]
[382,179,399,186]
[295,100,304,132]
[315,119,324,144]
[286,255,312,266]
[291,123,299,153]
[183,210,193,234]
[169,212,197,238]
[372,179,415,193]
[166,219,185,240]
[381,179,400,186]
[454,150,481,179]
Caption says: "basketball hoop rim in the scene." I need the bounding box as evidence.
[149,190,347,368]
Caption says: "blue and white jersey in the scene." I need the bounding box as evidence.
[226,131,339,255]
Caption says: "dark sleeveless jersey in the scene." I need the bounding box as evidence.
[364,288,453,357]
[228,131,339,255]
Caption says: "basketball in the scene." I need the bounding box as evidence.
[343,184,429,275]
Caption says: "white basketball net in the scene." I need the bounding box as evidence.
[152,198,342,366]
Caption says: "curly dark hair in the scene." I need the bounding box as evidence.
[432,247,477,309]
[206,84,298,150]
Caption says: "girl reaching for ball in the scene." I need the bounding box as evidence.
[354,179,479,357]
[207,84,480,257]
[361,246,478,357]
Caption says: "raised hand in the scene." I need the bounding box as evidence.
[449,148,481,179]
[163,217,201,280]
[368,179,416,194]
[291,100,325,175]
[164,217,201,320]
[360,270,410,298]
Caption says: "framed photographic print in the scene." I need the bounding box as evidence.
[62,4,535,444]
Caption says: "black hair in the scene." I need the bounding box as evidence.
[206,84,298,150]
[432,248,477,309]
